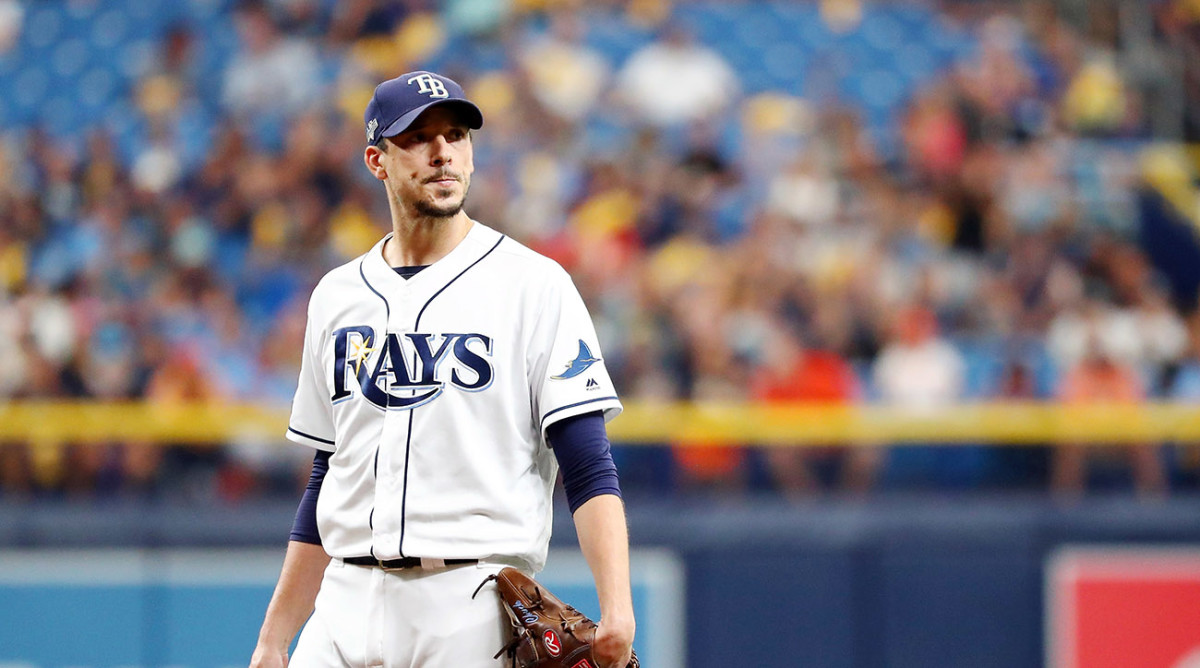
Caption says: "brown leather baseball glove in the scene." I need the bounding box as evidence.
[474,567,639,668]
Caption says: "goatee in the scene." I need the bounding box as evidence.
[414,198,465,218]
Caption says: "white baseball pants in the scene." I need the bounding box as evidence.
[291,558,510,667]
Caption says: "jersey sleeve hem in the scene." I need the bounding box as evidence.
[540,396,623,436]
[286,426,337,452]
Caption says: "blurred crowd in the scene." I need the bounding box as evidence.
[2,0,1200,502]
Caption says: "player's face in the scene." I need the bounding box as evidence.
[380,106,475,219]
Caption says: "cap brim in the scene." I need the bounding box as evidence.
[377,99,484,143]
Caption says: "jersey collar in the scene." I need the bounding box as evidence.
[359,221,503,317]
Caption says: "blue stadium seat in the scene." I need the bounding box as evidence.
[860,9,910,53]
[13,67,50,116]
[50,38,90,79]
[63,0,101,22]
[793,7,832,50]
[42,94,88,137]
[582,117,634,159]
[853,68,906,111]
[685,7,729,46]
[24,6,64,52]
[732,6,784,48]
[78,67,119,112]
[102,99,145,163]
[761,42,808,94]
[764,0,809,27]
[117,40,155,78]
[186,0,227,23]
[929,23,975,64]
[585,13,652,66]
[0,0,991,173]
[893,42,940,83]
[891,6,937,35]
[90,9,133,51]
[0,44,16,79]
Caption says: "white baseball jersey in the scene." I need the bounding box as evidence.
[285,221,621,572]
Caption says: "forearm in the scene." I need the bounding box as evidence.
[572,494,634,626]
[256,540,331,651]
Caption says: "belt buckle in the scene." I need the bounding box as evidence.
[378,557,446,571]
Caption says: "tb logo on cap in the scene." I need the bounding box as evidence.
[407,73,449,99]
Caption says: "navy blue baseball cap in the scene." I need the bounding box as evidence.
[364,71,483,146]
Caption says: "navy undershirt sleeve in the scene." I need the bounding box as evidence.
[289,450,331,545]
[546,411,622,514]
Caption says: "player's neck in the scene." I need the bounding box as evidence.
[384,211,473,267]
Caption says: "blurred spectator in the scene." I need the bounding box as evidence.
[330,0,412,41]
[1047,297,1141,375]
[1000,142,1070,235]
[444,0,511,37]
[144,350,223,499]
[1134,284,1188,393]
[1062,54,1134,136]
[1055,334,1164,496]
[0,0,21,54]
[767,152,840,229]
[615,22,738,127]
[872,305,967,486]
[219,297,312,500]
[1168,315,1200,485]
[903,81,969,185]
[223,2,322,121]
[751,318,874,496]
[0,296,23,395]
[519,11,611,125]
[666,277,753,494]
[873,306,965,411]
[0,0,1189,502]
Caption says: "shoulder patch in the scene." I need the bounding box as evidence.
[550,340,601,381]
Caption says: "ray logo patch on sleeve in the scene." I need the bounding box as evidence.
[550,340,601,380]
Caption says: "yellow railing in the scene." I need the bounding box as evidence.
[2,401,1200,447]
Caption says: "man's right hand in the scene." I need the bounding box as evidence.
[249,643,288,668]
[250,541,330,668]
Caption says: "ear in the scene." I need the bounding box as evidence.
[364,145,387,181]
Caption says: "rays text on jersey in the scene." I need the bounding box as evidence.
[331,327,494,410]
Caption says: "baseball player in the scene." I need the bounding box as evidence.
[249,71,636,668]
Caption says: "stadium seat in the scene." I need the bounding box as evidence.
[90,9,132,51]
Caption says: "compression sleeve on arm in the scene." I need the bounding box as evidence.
[546,411,622,514]
[289,450,331,545]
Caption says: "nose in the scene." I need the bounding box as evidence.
[429,135,452,167]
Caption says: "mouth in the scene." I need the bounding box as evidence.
[425,174,460,187]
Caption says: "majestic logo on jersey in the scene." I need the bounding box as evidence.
[550,340,601,380]
[407,73,449,98]
[331,327,493,410]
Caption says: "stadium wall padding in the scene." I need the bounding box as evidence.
[2,496,1200,667]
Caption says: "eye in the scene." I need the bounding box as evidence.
[398,131,426,148]
[447,129,466,142]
